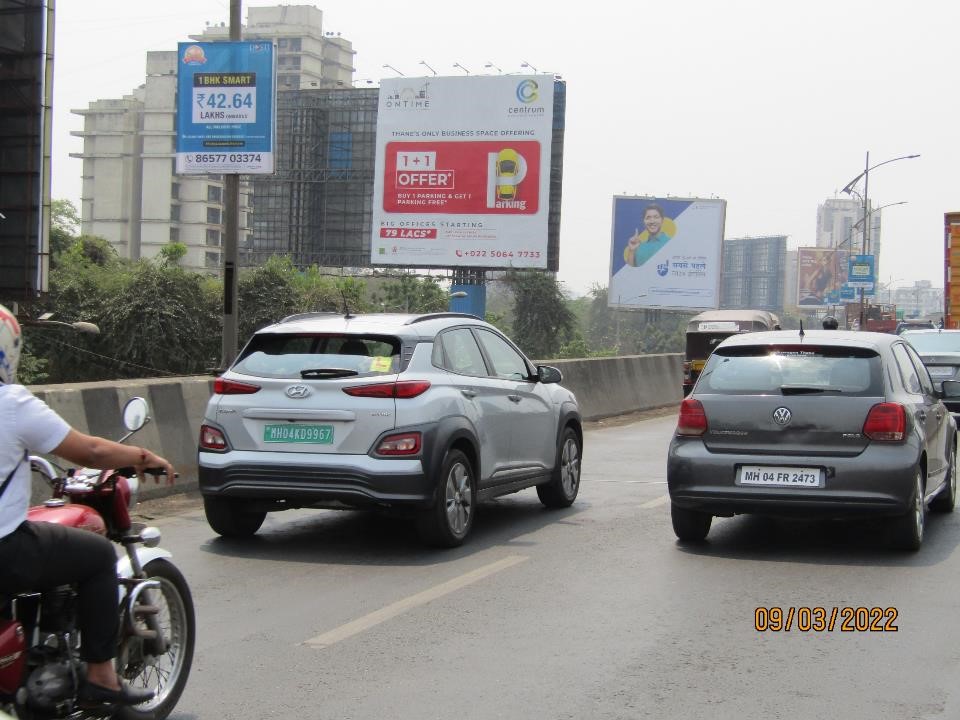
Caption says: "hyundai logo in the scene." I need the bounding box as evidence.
[285,385,311,399]
[772,407,792,426]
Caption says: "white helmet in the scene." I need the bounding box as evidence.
[0,304,22,384]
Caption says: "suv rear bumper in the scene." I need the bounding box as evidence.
[199,450,432,509]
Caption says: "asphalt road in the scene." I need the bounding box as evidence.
[138,410,960,720]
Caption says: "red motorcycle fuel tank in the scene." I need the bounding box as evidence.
[27,503,107,535]
[0,620,26,694]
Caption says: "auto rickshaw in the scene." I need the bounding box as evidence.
[682,309,781,396]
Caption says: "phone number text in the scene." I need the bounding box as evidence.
[457,250,542,259]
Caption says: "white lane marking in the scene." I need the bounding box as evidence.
[639,495,669,509]
[303,554,529,649]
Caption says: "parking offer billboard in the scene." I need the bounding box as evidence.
[608,197,725,311]
[175,41,275,175]
[371,75,554,268]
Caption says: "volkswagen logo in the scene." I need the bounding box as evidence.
[772,407,792,426]
[285,385,311,399]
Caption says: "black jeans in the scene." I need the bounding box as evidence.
[0,521,119,662]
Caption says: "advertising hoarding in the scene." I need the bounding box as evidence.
[608,197,725,311]
[796,247,849,306]
[175,41,275,175]
[945,213,960,329]
[846,254,875,290]
[371,75,554,268]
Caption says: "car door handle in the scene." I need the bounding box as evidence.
[508,395,521,403]
[460,389,477,399]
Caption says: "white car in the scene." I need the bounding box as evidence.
[198,312,583,547]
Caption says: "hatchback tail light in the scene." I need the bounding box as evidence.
[677,398,707,436]
[863,402,906,441]
[343,381,431,398]
[200,424,228,451]
[375,432,422,456]
[214,378,260,395]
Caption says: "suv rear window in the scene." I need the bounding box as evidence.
[698,345,882,396]
[232,333,401,379]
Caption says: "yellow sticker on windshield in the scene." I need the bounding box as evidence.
[370,356,392,372]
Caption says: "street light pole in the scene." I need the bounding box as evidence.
[840,152,919,328]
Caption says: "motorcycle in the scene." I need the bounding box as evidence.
[0,397,195,720]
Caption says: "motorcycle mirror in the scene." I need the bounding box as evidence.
[122,397,150,432]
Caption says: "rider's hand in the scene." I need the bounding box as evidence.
[134,448,176,485]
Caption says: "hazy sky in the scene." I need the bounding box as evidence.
[52,1,959,296]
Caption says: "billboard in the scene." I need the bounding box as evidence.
[796,247,850,306]
[371,75,554,268]
[608,197,725,311]
[175,41,275,175]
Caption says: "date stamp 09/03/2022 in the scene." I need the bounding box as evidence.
[754,606,899,633]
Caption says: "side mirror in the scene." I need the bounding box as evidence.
[122,396,150,432]
[941,380,960,400]
[538,365,563,384]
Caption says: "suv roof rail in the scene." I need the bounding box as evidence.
[405,312,482,325]
[278,311,340,323]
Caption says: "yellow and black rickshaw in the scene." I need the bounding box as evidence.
[682,309,781,396]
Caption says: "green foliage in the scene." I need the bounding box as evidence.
[237,256,303,342]
[503,270,575,359]
[49,200,81,270]
[158,242,188,267]
[371,274,450,314]
[61,235,119,268]
[17,349,48,385]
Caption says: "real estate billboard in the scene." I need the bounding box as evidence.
[371,75,554,268]
[608,197,725,311]
[175,41,275,175]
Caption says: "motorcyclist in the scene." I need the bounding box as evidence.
[822,315,839,330]
[0,304,176,709]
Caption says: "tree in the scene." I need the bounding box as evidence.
[502,270,575,359]
[158,242,188,267]
[49,199,81,268]
[372,274,449,314]
[237,256,303,342]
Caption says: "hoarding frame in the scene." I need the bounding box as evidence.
[608,196,726,312]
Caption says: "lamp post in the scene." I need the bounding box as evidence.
[484,62,502,74]
[452,63,470,75]
[382,64,405,77]
[520,61,538,73]
[419,61,437,76]
[840,152,919,328]
[21,313,100,334]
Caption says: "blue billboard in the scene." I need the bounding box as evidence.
[175,41,275,175]
[847,254,875,290]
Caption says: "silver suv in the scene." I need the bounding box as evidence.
[198,312,583,547]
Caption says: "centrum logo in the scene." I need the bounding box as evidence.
[516,80,538,103]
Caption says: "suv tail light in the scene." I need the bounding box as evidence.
[375,432,422,456]
[677,398,707,436]
[200,424,228,451]
[343,380,431,398]
[214,378,260,395]
[863,402,906,441]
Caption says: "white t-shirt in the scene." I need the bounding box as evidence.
[0,384,71,538]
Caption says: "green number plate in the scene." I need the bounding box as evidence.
[263,424,334,444]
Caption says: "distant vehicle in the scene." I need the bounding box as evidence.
[668,329,959,550]
[896,318,937,335]
[682,309,781,396]
[862,303,898,333]
[198,311,583,548]
[495,148,521,200]
[901,328,960,420]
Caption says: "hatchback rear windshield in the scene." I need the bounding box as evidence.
[698,345,883,396]
[232,333,401,379]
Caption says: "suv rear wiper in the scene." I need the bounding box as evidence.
[300,368,359,379]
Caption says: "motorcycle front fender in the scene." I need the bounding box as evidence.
[116,546,173,587]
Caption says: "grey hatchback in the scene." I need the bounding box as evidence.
[667,329,958,550]
[198,312,582,547]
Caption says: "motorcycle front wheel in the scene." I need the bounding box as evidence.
[116,559,196,720]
